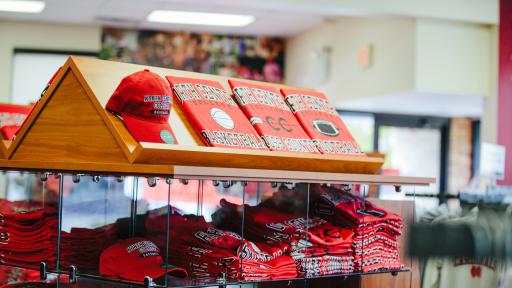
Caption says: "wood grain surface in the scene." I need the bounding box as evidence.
[5,56,395,177]
[10,69,128,164]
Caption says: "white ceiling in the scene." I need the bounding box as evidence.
[0,0,498,36]
[0,0,331,36]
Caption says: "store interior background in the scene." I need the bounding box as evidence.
[0,0,504,218]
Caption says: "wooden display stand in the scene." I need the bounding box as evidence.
[0,56,434,288]
[0,140,9,159]
[0,56,388,176]
[0,56,433,185]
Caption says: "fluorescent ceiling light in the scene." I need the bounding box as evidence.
[147,10,254,27]
[0,0,45,13]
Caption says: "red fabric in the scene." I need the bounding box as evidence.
[0,101,33,140]
[0,104,33,126]
[168,215,242,250]
[0,200,57,223]
[215,198,353,248]
[1,126,22,141]
[280,88,364,155]
[167,240,297,281]
[106,69,177,144]
[312,185,402,228]
[148,214,297,281]
[237,240,289,263]
[99,238,187,282]
[166,76,268,150]
[311,185,403,272]
[213,198,356,276]
[0,199,118,270]
[228,80,319,153]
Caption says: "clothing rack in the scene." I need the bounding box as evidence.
[406,189,512,206]
[408,189,512,259]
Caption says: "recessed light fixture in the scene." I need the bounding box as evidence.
[0,0,45,13]
[147,10,254,27]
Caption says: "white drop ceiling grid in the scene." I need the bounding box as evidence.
[0,0,330,36]
[0,0,497,36]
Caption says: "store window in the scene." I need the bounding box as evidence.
[340,111,450,217]
[11,49,97,104]
[375,114,449,217]
[339,112,375,153]
[378,126,441,194]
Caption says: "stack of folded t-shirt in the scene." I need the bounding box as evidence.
[0,200,58,268]
[59,224,118,269]
[213,198,355,277]
[312,185,403,272]
[146,214,297,281]
[0,199,118,270]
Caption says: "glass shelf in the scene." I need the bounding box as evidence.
[0,169,428,288]
[73,268,411,287]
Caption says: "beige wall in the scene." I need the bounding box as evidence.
[285,16,416,103]
[415,19,492,97]
[0,19,498,142]
[285,16,498,143]
[481,25,498,144]
[0,21,101,102]
[414,20,497,143]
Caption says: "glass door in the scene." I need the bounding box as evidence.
[375,114,449,218]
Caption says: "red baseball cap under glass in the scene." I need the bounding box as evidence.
[100,238,187,282]
[106,70,177,144]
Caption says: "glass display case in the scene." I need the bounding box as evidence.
[0,171,429,287]
[0,56,435,287]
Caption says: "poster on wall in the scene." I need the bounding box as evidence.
[100,28,285,83]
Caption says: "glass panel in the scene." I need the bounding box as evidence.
[157,178,245,287]
[378,126,441,219]
[409,185,417,288]
[299,183,355,279]
[365,185,407,274]
[206,181,308,283]
[0,265,59,286]
[0,170,421,287]
[74,275,139,288]
[309,183,362,277]
[339,112,375,153]
[0,171,58,274]
[58,174,135,282]
[310,183,407,280]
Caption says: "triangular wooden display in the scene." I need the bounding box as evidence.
[0,140,10,159]
[11,70,127,163]
[0,56,402,180]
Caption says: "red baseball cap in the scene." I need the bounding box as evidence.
[106,70,177,144]
[100,238,187,282]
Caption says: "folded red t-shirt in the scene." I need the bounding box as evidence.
[0,200,57,223]
[229,80,319,153]
[280,88,364,155]
[215,199,354,249]
[312,185,402,228]
[166,76,268,150]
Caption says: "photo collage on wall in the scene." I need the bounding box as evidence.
[100,28,285,83]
